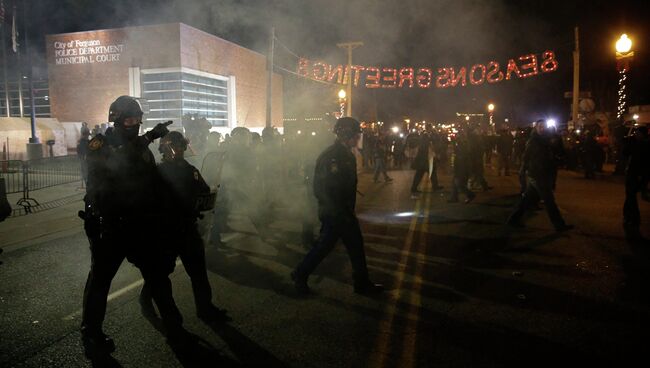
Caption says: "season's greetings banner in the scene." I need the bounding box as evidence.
[297,50,559,89]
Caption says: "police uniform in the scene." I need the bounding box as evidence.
[81,126,182,355]
[292,140,374,292]
[140,158,221,319]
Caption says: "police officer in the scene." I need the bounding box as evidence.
[139,131,230,323]
[622,125,650,242]
[507,120,573,232]
[80,96,183,357]
[291,117,383,295]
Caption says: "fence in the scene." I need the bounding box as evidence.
[0,155,82,213]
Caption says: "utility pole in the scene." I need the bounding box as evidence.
[337,41,363,117]
[571,26,580,129]
[265,27,274,129]
[1,22,10,117]
[22,0,40,159]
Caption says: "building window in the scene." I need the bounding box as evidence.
[140,68,229,128]
[0,79,51,118]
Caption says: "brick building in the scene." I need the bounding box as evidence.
[45,23,283,131]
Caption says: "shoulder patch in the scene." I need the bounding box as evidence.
[329,159,339,173]
[88,137,103,151]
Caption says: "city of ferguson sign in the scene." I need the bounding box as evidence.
[297,50,558,89]
[53,39,124,65]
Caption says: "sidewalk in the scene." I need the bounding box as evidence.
[0,182,85,250]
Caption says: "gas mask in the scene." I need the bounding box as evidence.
[115,124,140,141]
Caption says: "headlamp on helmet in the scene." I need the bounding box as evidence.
[159,131,189,160]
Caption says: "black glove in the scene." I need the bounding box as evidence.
[145,121,173,142]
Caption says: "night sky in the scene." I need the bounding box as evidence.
[11,0,650,125]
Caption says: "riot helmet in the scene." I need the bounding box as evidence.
[159,131,188,161]
[333,117,362,140]
[108,96,143,126]
[108,96,144,141]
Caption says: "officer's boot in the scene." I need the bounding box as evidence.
[353,272,384,295]
[138,283,157,319]
[81,326,116,358]
[290,270,310,295]
[624,223,646,243]
[353,280,384,295]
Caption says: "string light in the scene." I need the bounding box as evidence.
[296,50,558,90]
[398,67,415,88]
[328,65,344,84]
[469,64,486,85]
[486,61,504,83]
[365,66,381,88]
[617,68,627,119]
[416,68,432,88]
[351,65,366,87]
[540,51,558,73]
[519,54,539,78]
[381,68,398,88]
[298,58,310,77]
[505,58,522,80]
[312,61,330,81]
[436,68,451,88]
[449,67,467,87]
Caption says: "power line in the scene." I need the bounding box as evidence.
[273,64,340,86]
[274,35,302,60]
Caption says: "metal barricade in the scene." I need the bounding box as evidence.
[0,160,25,194]
[0,156,84,214]
[24,155,81,192]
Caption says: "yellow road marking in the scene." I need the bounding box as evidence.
[399,191,431,367]
[369,193,424,367]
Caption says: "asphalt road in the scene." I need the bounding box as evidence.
[1,166,649,367]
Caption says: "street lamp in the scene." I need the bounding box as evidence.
[337,89,347,118]
[487,103,495,133]
[616,34,632,54]
[615,34,634,119]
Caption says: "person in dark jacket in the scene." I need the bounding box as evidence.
[139,131,230,324]
[507,120,573,232]
[469,131,491,191]
[373,135,393,183]
[410,133,442,197]
[77,128,91,185]
[291,117,383,295]
[449,128,476,203]
[80,96,182,358]
[581,131,599,179]
[547,125,566,189]
[622,125,650,242]
[496,129,514,176]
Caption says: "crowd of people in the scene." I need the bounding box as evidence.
[75,95,649,361]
